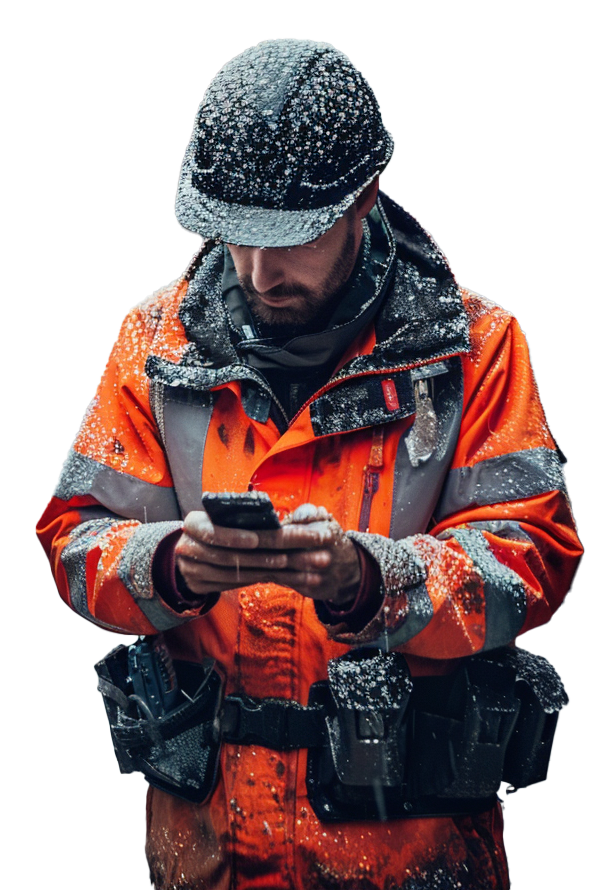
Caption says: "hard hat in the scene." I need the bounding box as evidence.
[176,39,393,247]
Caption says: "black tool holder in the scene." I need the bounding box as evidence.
[95,644,224,803]
[306,646,568,822]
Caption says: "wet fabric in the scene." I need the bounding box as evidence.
[37,194,582,889]
[146,782,510,889]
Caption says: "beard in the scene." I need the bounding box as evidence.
[237,220,359,331]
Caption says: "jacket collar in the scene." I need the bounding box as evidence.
[223,207,395,373]
[145,194,470,433]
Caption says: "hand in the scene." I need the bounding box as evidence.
[279,504,361,604]
[175,503,360,604]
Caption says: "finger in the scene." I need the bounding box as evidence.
[287,503,331,524]
[178,561,325,592]
[183,511,259,549]
[254,521,335,551]
[281,549,332,570]
[176,542,288,570]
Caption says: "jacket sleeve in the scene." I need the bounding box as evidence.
[330,299,583,658]
[36,287,209,635]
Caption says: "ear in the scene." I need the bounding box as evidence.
[354,177,380,220]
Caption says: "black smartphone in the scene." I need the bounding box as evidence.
[201,491,281,530]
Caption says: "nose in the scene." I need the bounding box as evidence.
[248,248,286,293]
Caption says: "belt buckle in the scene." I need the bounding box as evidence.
[221,695,287,748]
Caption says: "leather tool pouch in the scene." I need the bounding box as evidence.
[306,646,567,822]
[95,640,224,804]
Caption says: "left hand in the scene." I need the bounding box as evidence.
[271,503,361,605]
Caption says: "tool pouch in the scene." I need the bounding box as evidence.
[95,641,224,804]
[306,646,567,822]
[307,648,419,821]
[407,654,522,799]
[323,648,412,788]
[501,647,567,789]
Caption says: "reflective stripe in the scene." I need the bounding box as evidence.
[450,528,526,650]
[390,360,463,539]
[385,583,433,649]
[161,388,213,517]
[434,447,566,523]
[347,531,430,650]
[55,450,181,523]
[60,519,125,631]
[467,519,534,545]
[117,521,188,631]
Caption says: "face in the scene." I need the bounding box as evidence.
[226,210,363,328]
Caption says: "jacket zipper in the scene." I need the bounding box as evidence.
[359,427,385,532]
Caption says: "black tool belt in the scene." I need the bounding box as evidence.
[95,644,567,821]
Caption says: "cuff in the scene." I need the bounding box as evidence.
[152,528,219,615]
[314,542,383,634]
[316,531,431,646]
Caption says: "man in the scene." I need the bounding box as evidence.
[37,39,582,890]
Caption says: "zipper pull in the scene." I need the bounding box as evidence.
[359,428,384,532]
[406,379,438,467]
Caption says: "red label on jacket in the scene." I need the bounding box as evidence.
[382,378,400,412]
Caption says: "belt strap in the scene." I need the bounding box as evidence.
[221,694,326,749]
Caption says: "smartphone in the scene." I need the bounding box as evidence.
[201,491,281,530]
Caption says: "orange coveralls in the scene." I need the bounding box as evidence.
[37,198,582,889]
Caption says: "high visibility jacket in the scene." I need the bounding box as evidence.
[37,195,582,890]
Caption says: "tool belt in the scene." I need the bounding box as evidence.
[95,644,567,822]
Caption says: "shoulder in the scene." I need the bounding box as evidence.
[461,287,514,330]
[112,277,192,367]
[458,287,538,412]
[126,275,188,323]
[459,287,528,364]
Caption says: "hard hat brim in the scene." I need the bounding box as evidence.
[176,168,387,248]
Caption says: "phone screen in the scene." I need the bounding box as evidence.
[201,491,281,530]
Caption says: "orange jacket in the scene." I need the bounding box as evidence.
[37,197,581,889]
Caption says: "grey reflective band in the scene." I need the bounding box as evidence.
[161,389,214,517]
[55,450,181,523]
[451,528,526,650]
[434,446,566,523]
[467,519,534,545]
[60,519,126,632]
[385,582,434,649]
[117,521,188,631]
